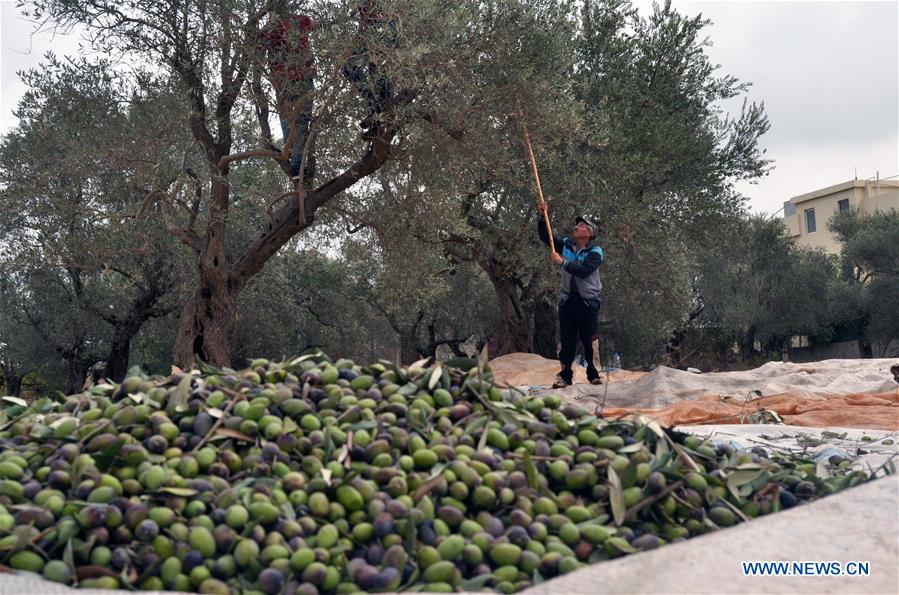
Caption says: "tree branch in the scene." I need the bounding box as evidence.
[232,90,418,283]
[219,149,282,169]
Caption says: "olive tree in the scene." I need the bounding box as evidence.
[28,0,556,367]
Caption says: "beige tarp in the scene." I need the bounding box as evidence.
[491,354,899,430]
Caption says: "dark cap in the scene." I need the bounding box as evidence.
[575,216,598,238]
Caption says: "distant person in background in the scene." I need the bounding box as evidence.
[263,0,320,179]
[342,0,396,130]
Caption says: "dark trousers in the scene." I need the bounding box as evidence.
[559,297,600,382]
[277,78,314,178]
[343,48,394,125]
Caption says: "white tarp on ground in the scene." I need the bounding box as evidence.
[503,356,899,408]
[490,355,899,430]
[674,424,896,474]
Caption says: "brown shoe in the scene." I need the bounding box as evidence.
[552,377,571,388]
[589,377,603,385]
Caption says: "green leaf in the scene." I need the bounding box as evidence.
[64,540,75,580]
[646,420,666,437]
[413,475,446,502]
[398,383,419,396]
[460,575,493,592]
[462,415,487,436]
[323,426,334,462]
[654,435,670,458]
[93,439,125,472]
[169,374,192,413]
[213,428,255,442]
[348,421,378,431]
[618,441,645,454]
[726,469,762,488]
[280,501,296,521]
[157,487,198,497]
[409,357,431,371]
[749,471,771,491]
[196,357,225,376]
[607,537,637,554]
[6,525,33,552]
[282,417,298,434]
[428,364,443,390]
[576,515,612,528]
[1,396,28,407]
[478,343,490,374]
[404,509,417,553]
[523,452,539,489]
[477,422,490,451]
[607,466,626,526]
[620,458,638,489]
[821,431,848,439]
[426,463,447,481]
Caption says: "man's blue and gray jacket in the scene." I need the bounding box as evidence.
[537,218,603,307]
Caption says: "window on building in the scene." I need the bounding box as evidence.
[805,208,816,233]
[838,198,849,213]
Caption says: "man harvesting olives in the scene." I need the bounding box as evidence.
[261,0,321,180]
[536,202,604,388]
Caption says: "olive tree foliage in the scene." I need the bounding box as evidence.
[0,57,186,385]
[322,0,585,357]
[572,0,772,364]
[339,228,500,363]
[0,275,50,397]
[829,208,899,357]
[336,0,773,363]
[692,215,837,363]
[229,246,377,364]
[25,0,547,368]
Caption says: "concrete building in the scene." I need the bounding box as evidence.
[782,175,899,253]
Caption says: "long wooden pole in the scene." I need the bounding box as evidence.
[517,101,556,254]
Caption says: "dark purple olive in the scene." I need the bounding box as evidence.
[130,549,156,573]
[145,435,167,454]
[507,525,529,547]
[779,489,797,509]
[257,568,284,595]
[353,564,380,590]
[193,411,214,436]
[57,443,79,461]
[262,442,280,462]
[124,503,149,528]
[78,505,107,528]
[87,527,109,545]
[111,526,132,544]
[214,525,237,551]
[182,550,204,572]
[111,547,130,570]
[23,480,41,500]
[208,462,230,478]
[365,544,384,565]
[135,519,159,542]
[386,500,409,518]
[373,512,395,537]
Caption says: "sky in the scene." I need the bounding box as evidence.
[1,0,897,216]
